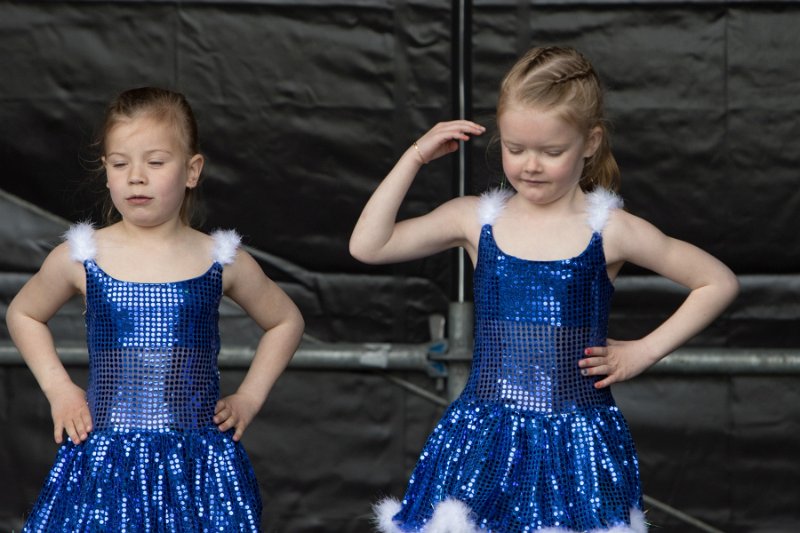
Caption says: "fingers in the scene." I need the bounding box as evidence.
[53,421,64,444]
[414,121,486,164]
[579,347,612,379]
[213,400,230,424]
[81,409,93,436]
[594,375,616,389]
[216,410,249,440]
[54,408,93,445]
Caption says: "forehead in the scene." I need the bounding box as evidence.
[105,115,184,153]
[498,105,583,144]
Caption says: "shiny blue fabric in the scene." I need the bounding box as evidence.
[23,258,261,532]
[393,226,642,532]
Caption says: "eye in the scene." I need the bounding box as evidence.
[110,161,127,169]
[546,151,564,157]
[149,160,164,167]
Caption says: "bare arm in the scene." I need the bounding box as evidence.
[581,211,739,388]
[214,249,305,441]
[6,243,91,444]
[349,120,486,264]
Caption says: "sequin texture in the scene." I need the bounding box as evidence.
[385,191,643,532]
[23,228,261,532]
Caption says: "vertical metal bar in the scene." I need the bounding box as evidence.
[452,0,471,303]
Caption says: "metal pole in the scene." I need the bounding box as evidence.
[443,301,474,402]
[453,0,471,303]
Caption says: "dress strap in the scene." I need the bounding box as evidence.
[63,222,97,263]
[585,187,623,233]
[210,229,242,266]
[477,188,514,226]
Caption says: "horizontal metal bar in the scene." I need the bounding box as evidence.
[2,341,800,374]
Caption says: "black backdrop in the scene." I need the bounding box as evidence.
[1,1,799,531]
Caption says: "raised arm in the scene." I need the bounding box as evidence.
[349,120,486,264]
[214,249,305,441]
[6,243,90,444]
[581,210,740,388]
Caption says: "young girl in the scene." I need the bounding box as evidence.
[350,46,739,533]
[6,87,304,531]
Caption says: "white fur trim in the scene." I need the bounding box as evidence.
[374,499,645,533]
[63,222,96,262]
[373,497,479,533]
[541,509,647,533]
[585,187,623,233]
[424,499,480,533]
[625,508,648,533]
[477,188,514,226]
[373,498,404,533]
[210,229,241,265]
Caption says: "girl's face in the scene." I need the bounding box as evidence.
[103,116,203,228]
[498,105,600,205]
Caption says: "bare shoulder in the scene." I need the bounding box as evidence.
[431,194,479,218]
[37,241,85,293]
[221,245,265,294]
[602,208,668,266]
[435,194,483,247]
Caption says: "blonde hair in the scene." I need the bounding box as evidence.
[497,46,619,192]
[97,87,203,226]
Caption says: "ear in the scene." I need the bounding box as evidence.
[101,156,110,188]
[584,126,603,158]
[186,154,204,189]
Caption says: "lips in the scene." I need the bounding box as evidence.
[126,195,153,205]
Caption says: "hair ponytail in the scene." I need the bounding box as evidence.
[581,125,620,193]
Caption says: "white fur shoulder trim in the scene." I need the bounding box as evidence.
[586,187,623,233]
[477,188,514,226]
[63,222,97,262]
[210,229,242,265]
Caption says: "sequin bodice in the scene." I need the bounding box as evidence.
[461,225,616,414]
[85,261,223,431]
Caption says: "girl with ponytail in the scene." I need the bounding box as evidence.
[351,46,738,532]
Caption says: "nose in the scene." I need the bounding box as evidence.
[523,152,542,174]
[128,162,146,184]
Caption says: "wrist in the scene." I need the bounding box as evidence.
[412,141,428,165]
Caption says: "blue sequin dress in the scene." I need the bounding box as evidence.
[376,189,646,533]
[22,224,262,532]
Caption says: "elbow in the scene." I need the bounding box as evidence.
[5,298,21,331]
[348,239,379,265]
[723,270,741,305]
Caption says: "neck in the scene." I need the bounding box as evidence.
[513,187,585,218]
[115,218,189,243]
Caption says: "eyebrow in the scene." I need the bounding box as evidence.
[502,140,569,150]
[106,149,174,157]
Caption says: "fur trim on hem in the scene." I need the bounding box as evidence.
[373,498,404,533]
[210,229,241,265]
[373,498,645,533]
[63,222,96,262]
[585,187,623,233]
[373,497,480,533]
[477,188,514,226]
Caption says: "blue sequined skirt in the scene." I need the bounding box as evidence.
[23,428,261,532]
[387,399,642,532]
